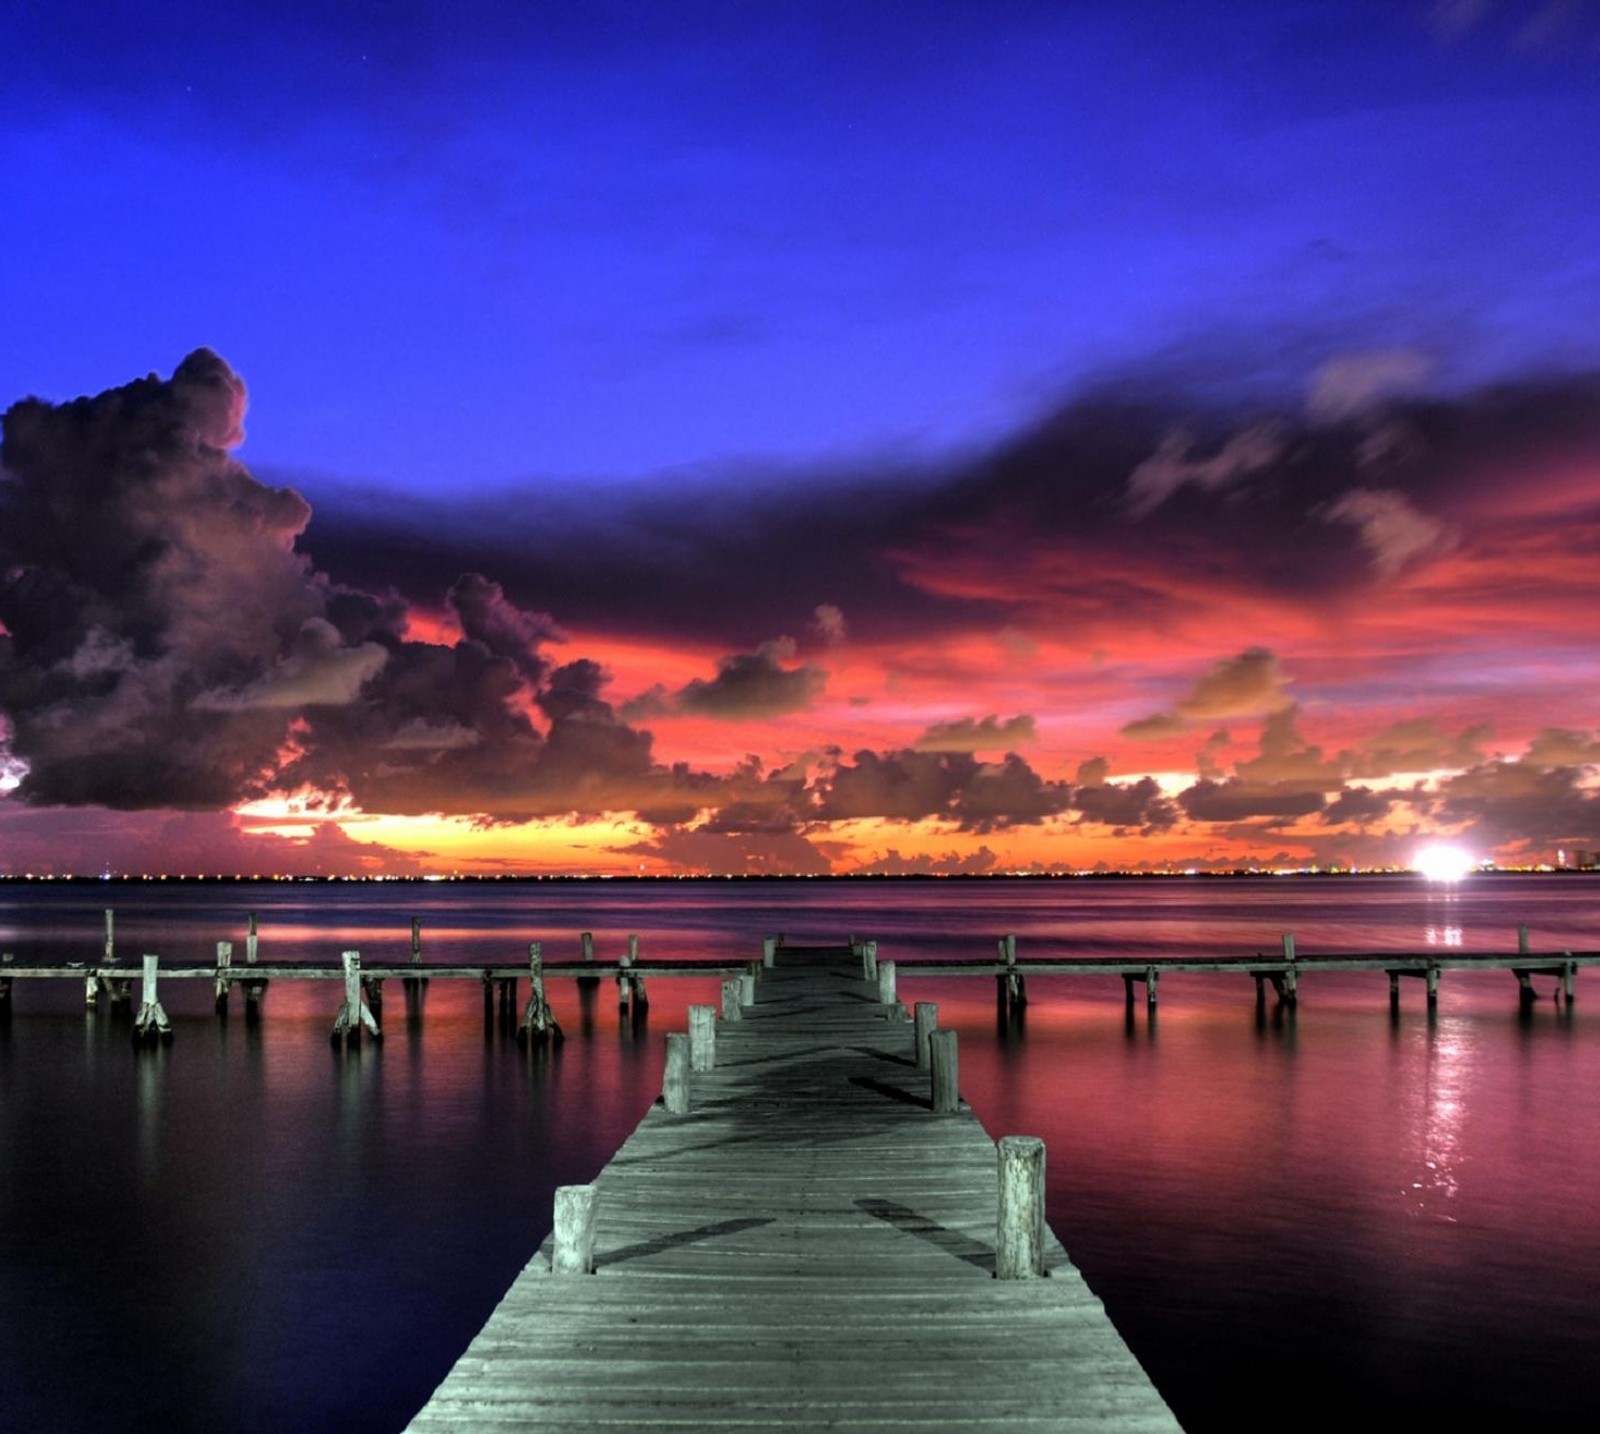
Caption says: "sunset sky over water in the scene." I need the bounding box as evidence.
[3,1,1599,875]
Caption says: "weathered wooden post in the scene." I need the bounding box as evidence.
[618,933,648,1011]
[914,1001,938,1068]
[863,939,878,980]
[740,969,757,1006]
[877,959,897,1008]
[689,1003,717,1072]
[518,942,560,1044]
[0,952,12,1012]
[663,1031,691,1114]
[1003,933,1026,1009]
[243,911,266,1015]
[332,950,381,1047]
[1514,924,1537,1003]
[762,936,777,969]
[1388,971,1401,1010]
[214,940,233,1015]
[578,930,599,989]
[1426,963,1440,1008]
[1279,933,1298,1005]
[996,1136,1046,1280]
[721,977,743,1021]
[411,916,422,965]
[552,1185,598,1275]
[1563,951,1577,1004]
[132,954,172,1046]
[929,1028,959,1113]
[1144,964,1159,1010]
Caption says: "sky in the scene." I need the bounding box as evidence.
[2,0,1599,876]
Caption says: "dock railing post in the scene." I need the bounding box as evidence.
[929,1028,959,1113]
[689,1003,717,1071]
[133,954,172,1046]
[663,1031,691,1113]
[552,1185,598,1275]
[214,940,232,1015]
[914,1001,938,1068]
[996,1136,1046,1279]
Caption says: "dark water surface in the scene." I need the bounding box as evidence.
[2,876,1597,1431]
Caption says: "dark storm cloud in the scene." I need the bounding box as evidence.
[0,353,700,824]
[303,368,1600,654]
[675,639,827,720]
[1072,776,1178,831]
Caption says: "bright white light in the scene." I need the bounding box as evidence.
[1415,844,1474,881]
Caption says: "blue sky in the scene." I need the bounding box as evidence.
[5,1,1598,494]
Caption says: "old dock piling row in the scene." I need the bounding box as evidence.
[409,938,1176,1431]
[5,915,1595,1052]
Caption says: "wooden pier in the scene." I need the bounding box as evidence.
[405,942,1182,1431]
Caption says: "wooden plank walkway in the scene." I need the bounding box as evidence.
[407,944,1182,1431]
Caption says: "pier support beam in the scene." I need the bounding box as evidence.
[332,950,381,1047]
[663,1031,691,1114]
[996,1136,1046,1280]
[689,1003,717,1072]
[518,942,560,1044]
[929,1029,960,1114]
[133,955,172,1046]
[552,1185,598,1275]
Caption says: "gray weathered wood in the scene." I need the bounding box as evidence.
[689,1004,717,1072]
[877,959,896,1006]
[663,1032,691,1114]
[407,943,1180,1432]
[552,1185,598,1275]
[133,954,171,1046]
[929,1027,959,1114]
[721,978,743,1021]
[996,1135,1046,1280]
[913,1001,938,1069]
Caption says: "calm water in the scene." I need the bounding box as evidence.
[2,876,1598,1432]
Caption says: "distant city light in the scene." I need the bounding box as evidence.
[1414,844,1474,881]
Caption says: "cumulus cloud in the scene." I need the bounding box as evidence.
[852,846,999,875]
[1319,487,1456,577]
[811,603,848,646]
[0,351,699,824]
[675,638,827,719]
[913,713,1036,752]
[813,748,1072,831]
[1123,648,1292,739]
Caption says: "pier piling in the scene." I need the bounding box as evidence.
[132,955,171,1046]
[662,1031,690,1114]
[929,1028,960,1113]
[996,1135,1046,1280]
[551,1185,598,1275]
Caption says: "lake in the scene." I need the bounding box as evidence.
[1,875,1596,1431]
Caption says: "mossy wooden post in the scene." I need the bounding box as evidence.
[721,978,743,1021]
[663,1031,691,1114]
[914,1001,938,1068]
[332,950,381,1047]
[689,1003,717,1072]
[552,1185,598,1275]
[929,1028,959,1113]
[132,955,172,1046]
[214,940,233,1015]
[996,1136,1046,1280]
[518,941,560,1044]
